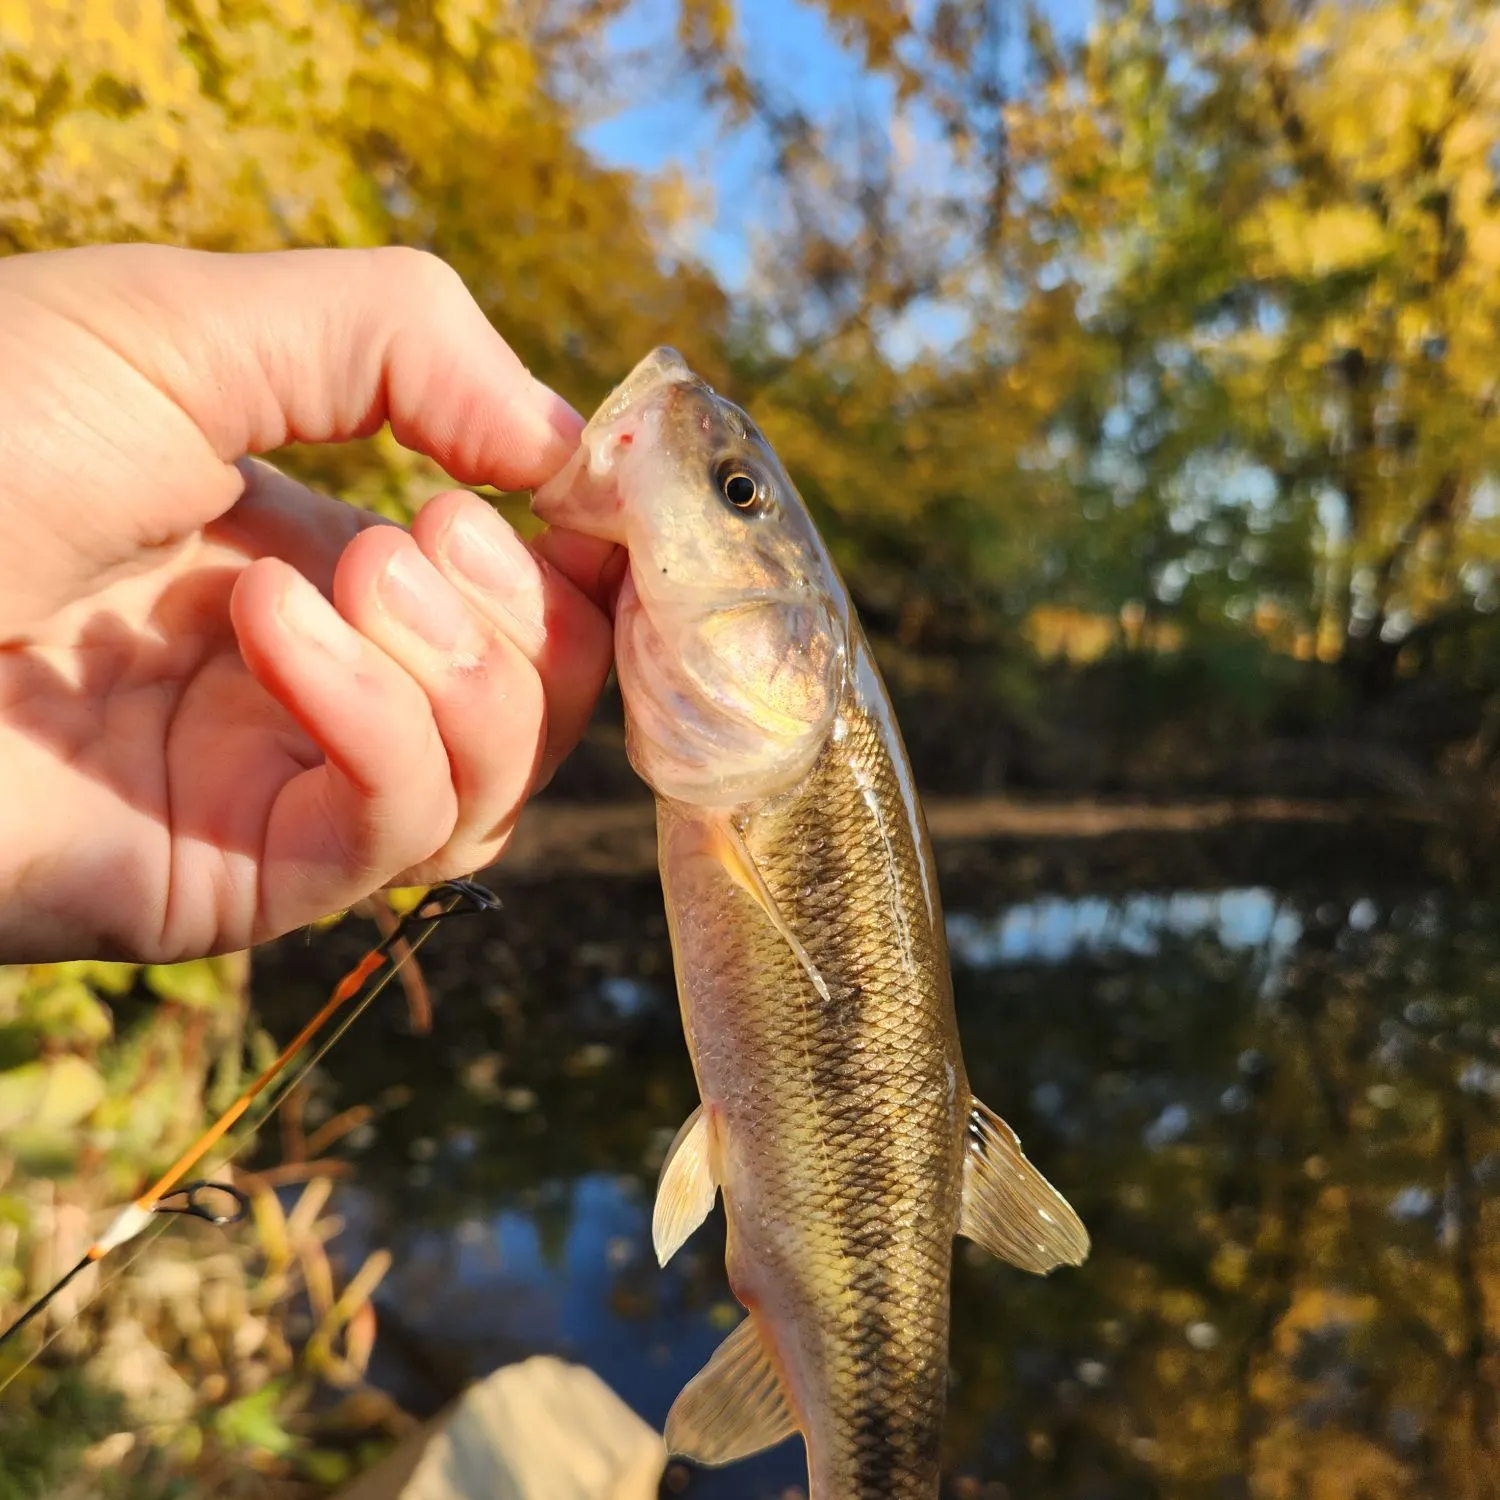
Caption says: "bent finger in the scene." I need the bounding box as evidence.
[331,520,546,877]
[530,526,628,615]
[208,457,397,598]
[412,491,613,784]
[229,557,459,936]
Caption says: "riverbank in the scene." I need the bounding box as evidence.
[496,789,1438,882]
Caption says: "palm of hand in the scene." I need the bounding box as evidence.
[6,531,357,960]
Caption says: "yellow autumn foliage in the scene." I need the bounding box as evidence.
[1246,202,1389,280]
[995,0,1500,651]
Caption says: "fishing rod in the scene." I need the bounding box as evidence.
[0,876,501,1373]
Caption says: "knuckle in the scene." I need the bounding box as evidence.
[371,245,467,304]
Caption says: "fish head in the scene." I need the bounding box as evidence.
[533,347,850,806]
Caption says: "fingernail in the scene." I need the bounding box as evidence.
[443,508,547,655]
[280,578,362,663]
[379,546,482,657]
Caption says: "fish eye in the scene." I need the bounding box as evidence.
[716,461,764,513]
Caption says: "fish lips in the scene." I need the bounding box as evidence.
[531,440,625,541]
[532,348,700,541]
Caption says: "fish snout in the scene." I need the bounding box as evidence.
[599,346,701,424]
[533,348,708,542]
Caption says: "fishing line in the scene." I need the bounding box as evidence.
[0,1203,178,1393]
[0,1184,248,1367]
[0,877,501,1382]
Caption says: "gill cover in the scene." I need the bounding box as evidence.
[618,590,843,804]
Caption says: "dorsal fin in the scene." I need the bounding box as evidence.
[710,817,831,1003]
[959,1099,1090,1273]
[664,1313,800,1465]
[652,1104,719,1266]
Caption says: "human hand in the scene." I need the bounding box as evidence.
[0,244,617,963]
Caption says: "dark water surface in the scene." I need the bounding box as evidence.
[254,810,1500,1499]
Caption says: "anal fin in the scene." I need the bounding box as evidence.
[653,1104,719,1267]
[665,1313,799,1465]
[959,1099,1090,1274]
[711,817,831,1003]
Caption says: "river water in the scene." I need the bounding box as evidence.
[253,805,1500,1499]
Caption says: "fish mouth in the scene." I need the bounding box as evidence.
[590,346,705,432]
[533,347,708,543]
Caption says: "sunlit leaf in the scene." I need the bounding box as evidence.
[212,1378,297,1458]
[0,1055,105,1131]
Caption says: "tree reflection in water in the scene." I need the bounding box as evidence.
[946,884,1500,1500]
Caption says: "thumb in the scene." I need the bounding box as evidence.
[8,243,582,493]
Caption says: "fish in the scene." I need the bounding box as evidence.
[532,348,1088,1500]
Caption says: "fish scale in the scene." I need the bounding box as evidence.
[532,345,1090,1500]
[662,676,963,1499]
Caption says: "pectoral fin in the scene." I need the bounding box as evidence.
[959,1099,1090,1273]
[653,1104,719,1267]
[711,818,830,1003]
[665,1313,799,1465]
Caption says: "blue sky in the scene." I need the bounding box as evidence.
[580,0,1094,294]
